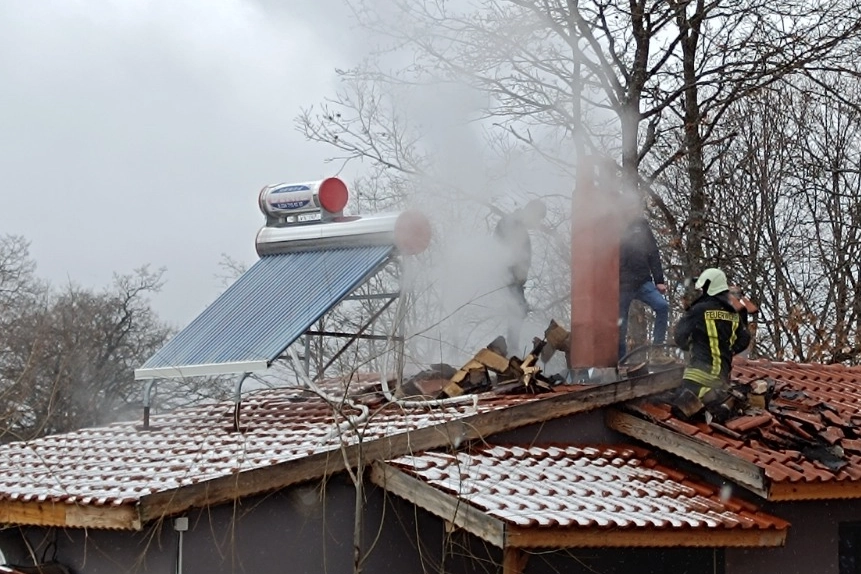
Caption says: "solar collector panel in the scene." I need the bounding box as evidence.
[135,245,394,379]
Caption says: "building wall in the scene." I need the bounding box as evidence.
[726,498,861,574]
[493,403,625,444]
[0,527,32,565]
[14,474,441,574]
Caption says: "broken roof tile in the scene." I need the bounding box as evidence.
[634,401,672,421]
[620,359,861,494]
[725,415,773,433]
[820,427,845,445]
[663,417,706,435]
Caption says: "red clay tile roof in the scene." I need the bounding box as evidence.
[620,358,861,493]
[0,378,620,513]
[386,444,788,532]
[733,358,861,413]
[0,390,482,506]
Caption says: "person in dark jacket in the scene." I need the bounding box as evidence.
[674,267,751,397]
[495,199,547,352]
[618,217,668,359]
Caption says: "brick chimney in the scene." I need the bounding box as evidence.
[569,157,625,368]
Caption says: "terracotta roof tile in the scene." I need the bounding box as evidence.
[387,444,787,532]
[622,359,861,490]
[634,401,672,421]
[0,382,591,509]
[663,418,702,435]
[726,415,773,433]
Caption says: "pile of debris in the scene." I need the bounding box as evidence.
[670,378,861,472]
[396,320,573,400]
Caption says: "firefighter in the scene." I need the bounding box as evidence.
[494,199,547,353]
[673,268,751,408]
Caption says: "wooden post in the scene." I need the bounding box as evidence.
[570,156,623,368]
[503,547,529,574]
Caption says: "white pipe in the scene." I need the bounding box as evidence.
[379,292,479,410]
[288,348,371,441]
[173,517,188,574]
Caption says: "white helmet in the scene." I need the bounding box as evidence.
[695,268,729,296]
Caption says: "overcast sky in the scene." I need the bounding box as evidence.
[0,0,364,327]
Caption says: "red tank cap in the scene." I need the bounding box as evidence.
[318,177,349,213]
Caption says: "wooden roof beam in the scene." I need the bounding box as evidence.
[369,461,505,547]
[606,409,770,499]
[769,479,861,501]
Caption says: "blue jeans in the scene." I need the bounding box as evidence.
[619,281,669,359]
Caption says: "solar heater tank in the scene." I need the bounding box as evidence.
[255,211,431,256]
[256,176,432,256]
[259,177,349,225]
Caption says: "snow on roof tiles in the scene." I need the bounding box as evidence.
[0,381,582,509]
[386,444,787,531]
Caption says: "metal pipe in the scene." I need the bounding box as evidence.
[304,335,311,376]
[177,529,183,574]
[142,379,158,430]
[315,297,398,379]
[232,372,251,432]
[343,292,401,301]
[304,330,404,342]
[174,516,188,574]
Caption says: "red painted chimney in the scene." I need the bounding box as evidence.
[569,157,625,368]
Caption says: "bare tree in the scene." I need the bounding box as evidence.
[647,0,861,278]
[701,72,861,363]
[298,0,861,364]
[0,242,232,440]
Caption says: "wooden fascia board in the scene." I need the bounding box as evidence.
[769,479,861,501]
[505,525,787,548]
[369,461,505,547]
[138,368,683,524]
[606,409,770,499]
[0,499,141,530]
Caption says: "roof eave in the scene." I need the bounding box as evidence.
[0,499,142,530]
[371,461,787,550]
[769,479,861,501]
[608,407,861,503]
[605,408,771,499]
[1,368,683,530]
[505,525,787,548]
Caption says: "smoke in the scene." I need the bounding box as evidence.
[384,81,569,370]
[300,0,632,372]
